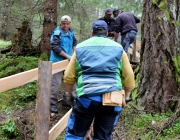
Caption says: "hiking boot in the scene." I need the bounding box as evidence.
[50,105,58,113]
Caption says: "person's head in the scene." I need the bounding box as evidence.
[92,20,108,36]
[104,8,112,19]
[60,15,71,31]
[113,9,120,18]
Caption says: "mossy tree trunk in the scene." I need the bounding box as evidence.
[39,0,57,58]
[139,0,179,113]
[0,0,10,40]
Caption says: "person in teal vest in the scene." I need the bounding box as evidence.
[63,20,135,140]
[50,15,77,113]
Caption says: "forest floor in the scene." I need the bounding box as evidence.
[1,92,180,140]
[0,92,127,140]
[0,41,180,139]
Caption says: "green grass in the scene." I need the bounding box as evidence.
[118,103,180,139]
[0,40,12,49]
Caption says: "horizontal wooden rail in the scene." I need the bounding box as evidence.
[49,108,72,140]
[0,60,69,93]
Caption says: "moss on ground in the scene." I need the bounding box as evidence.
[0,56,39,78]
[0,40,12,49]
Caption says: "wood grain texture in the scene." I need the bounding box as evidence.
[35,61,52,140]
[0,60,69,93]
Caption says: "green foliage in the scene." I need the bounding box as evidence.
[152,0,170,21]
[1,119,18,138]
[152,0,158,5]
[122,105,180,139]
[0,92,13,112]
[172,20,180,26]
[0,56,38,78]
[158,0,167,9]
[173,55,180,83]
[0,56,38,112]
[31,133,35,139]
[131,66,139,99]
[0,82,36,113]
[17,82,37,103]
[12,82,37,106]
[153,114,164,121]
[0,40,12,49]
[3,107,11,115]
[16,82,37,102]
[163,120,180,135]
[156,32,161,40]
[39,52,49,61]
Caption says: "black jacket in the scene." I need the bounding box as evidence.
[98,17,115,37]
[114,12,140,35]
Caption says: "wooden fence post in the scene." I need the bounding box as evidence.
[132,39,137,61]
[34,61,52,140]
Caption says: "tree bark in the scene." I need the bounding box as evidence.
[139,0,178,113]
[0,0,10,40]
[39,0,57,58]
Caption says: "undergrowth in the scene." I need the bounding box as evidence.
[0,56,39,78]
[1,119,19,139]
[0,56,38,139]
[0,40,12,49]
[1,56,180,139]
[115,103,180,139]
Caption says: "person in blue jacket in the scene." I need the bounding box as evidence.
[49,15,77,113]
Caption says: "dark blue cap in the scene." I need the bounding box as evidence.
[92,20,108,31]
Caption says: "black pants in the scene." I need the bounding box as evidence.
[65,98,122,140]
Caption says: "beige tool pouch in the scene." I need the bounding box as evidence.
[102,90,126,107]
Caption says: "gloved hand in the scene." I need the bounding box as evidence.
[62,92,74,108]
[125,91,133,103]
[66,55,72,60]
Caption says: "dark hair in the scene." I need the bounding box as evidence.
[93,29,107,35]
[113,9,119,15]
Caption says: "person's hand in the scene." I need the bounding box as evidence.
[67,55,72,60]
[124,90,133,103]
[125,91,131,101]
[62,92,74,107]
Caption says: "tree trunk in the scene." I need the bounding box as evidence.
[139,0,178,113]
[39,0,57,58]
[0,0,10,40]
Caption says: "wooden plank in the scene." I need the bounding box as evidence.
[128,47,140,58]
[136,40,141,49]
[35,61,52,140]
[49,108,72,140]
[132,40,137,61]
[52,60,69,74]
[0,60,69,93]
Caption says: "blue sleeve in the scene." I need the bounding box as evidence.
[73,35,77,46]
[50,35,62,54]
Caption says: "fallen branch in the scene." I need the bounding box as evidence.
[162,102,180,130]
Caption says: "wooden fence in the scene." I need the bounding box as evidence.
[0,60,70,140]
[0,40,141,140]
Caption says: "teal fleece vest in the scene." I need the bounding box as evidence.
[75,36,124,97]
